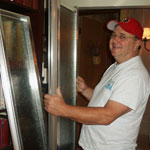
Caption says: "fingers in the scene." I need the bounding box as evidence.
[76,76,84,83]
[44,86,63,106]
[76,76,86,93]
[56,87,63,97]
[44,94,53,107]
[76,76,84,86]
[43,88,66,116]
[44,93,57,114]
[44,87,62,99]
[44,94,52,99]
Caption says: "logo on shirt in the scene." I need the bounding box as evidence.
[105,79,114,90]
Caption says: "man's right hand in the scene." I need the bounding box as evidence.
[76,76,93,101]
[76,76,88,93]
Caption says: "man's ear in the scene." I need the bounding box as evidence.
[135,40,142,51]
[138,45,141,50]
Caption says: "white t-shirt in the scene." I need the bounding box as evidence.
[79,56,150,150]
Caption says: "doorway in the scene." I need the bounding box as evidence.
[76,8,150,150]
[76,9,119,150]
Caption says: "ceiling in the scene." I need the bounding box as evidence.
[61,0,150,10]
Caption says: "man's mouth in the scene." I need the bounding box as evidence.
[112,44,121,49]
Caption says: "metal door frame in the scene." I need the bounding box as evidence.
[47,0,77,149]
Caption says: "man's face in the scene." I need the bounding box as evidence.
[109,25,140,63]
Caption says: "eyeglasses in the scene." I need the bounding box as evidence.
[110,33,136,41]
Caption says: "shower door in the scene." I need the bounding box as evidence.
[48,0,77,150]
[0,9,47,150]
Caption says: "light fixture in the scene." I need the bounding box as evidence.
[91,47,101,65]
[142,27,150,51]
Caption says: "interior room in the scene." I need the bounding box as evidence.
[0,0,150,150]
[76,8,150,150]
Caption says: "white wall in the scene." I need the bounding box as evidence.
[62,0,150,9]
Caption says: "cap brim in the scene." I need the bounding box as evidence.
[107,20,119,31]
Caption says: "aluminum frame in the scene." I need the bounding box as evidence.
[0,9,47,150]
[48,0,77,149]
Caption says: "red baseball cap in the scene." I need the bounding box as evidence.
[106,17,143,40]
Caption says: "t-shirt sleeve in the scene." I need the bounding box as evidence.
[109,75,144,110]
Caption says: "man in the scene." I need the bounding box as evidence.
[44,17,150,150]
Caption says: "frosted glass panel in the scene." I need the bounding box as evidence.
[48,1,77,149]
[57,6,77,150]
[0,10,47,150]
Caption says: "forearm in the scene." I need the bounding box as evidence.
[76,76,93,101]
[81,87,94,101]
[60,104,112,125]
[45,90,131,125]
